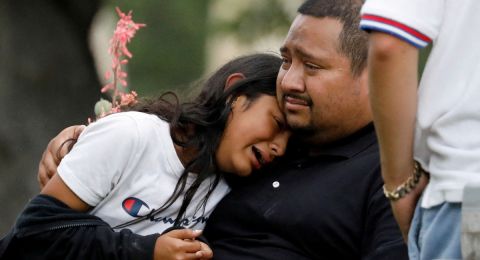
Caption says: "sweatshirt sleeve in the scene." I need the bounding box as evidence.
[3,194,160,260]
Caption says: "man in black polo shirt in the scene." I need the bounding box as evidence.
[203,0,407,259]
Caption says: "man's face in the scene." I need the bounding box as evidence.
[277,15,371,144]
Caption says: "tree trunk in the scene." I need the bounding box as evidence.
[0,0,102,234]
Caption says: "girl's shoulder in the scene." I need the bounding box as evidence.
[90,111,168,133]
[99,111,166,125]
[77,112,170,150]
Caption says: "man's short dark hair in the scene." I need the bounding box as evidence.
[298,0,367,76]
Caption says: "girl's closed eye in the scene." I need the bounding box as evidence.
[274,115,286,130]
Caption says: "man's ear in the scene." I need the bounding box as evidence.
[225,73,246,90]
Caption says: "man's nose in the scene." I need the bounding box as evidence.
[280,64,305,93]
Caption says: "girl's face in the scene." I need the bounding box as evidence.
[216,94,291,176]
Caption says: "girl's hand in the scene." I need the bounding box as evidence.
[154,229,213,260]
[198,241,213,260]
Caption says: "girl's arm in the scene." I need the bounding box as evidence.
[37,173,212,260]
[1,194,159,260]
[35,115,212,259]
[41,172,91,212]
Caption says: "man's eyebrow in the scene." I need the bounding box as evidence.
[279,45,320,61]
[296,46,317,60]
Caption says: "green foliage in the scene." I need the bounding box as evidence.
[99,0,296,97]
[210,0,294,43]
[107,0,210,96]
[94,98,113,117]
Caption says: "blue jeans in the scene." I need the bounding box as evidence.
[408,200,462,260]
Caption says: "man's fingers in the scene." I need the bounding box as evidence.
[53,125,85,160]
[73,125,86,139]
[38,165,50,189]
[54,125,84,160]
[37,125,85,189]
[38,149,53,189]
[44,151,59,177]
[38,144,62,189]
[55,138,76,162]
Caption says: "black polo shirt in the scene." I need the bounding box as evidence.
[204,124,408,259]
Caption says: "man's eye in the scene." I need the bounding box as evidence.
[305,63,320,70]
[281,58,291,69]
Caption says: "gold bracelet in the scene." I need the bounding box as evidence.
[383,161,425,201]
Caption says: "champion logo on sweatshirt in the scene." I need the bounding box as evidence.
[121,197,151,217]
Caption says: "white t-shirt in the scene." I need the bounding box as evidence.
[58,111,230,235]
[361,0,480,208]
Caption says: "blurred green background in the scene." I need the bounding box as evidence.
[0,0,299,235]
[0,0,428,235]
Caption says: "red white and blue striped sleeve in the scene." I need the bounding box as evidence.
[360,14,432,48]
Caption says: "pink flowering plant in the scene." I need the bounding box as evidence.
[93,7,146,120]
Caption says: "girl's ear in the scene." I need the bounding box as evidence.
[225,73,246,90]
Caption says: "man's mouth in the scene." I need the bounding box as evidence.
[283,94,311,111]
[285,95,309,106]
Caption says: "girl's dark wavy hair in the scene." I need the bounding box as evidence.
[117,53,282,227]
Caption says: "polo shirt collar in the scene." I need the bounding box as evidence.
[289,123,377,160]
